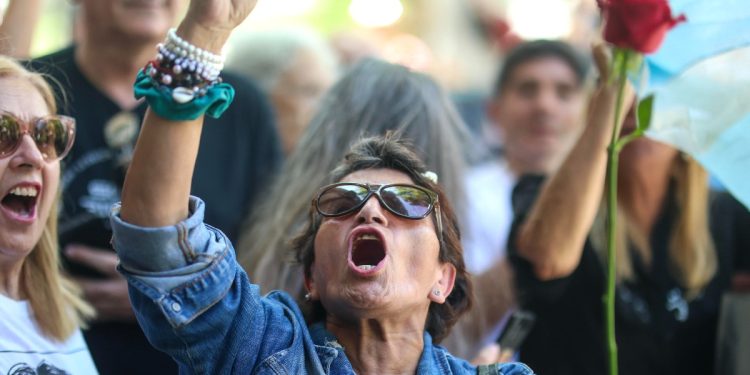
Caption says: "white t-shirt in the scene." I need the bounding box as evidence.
[461,160,517,274]
[0,293,98,374]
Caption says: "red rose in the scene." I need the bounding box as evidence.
[599,0,686,54]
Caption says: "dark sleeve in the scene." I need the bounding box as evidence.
[224,70,284,206]
[507,174,601,308]
[24,46,77,114]
[710,191,750,272]
[195,71,283,242]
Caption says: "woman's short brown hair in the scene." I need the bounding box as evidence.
[292,135,473,343]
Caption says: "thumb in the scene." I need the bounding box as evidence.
[471,343,501,365]
[592,42,611,82]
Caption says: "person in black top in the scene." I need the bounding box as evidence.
[26,1,282,373]
[507,45,750,375]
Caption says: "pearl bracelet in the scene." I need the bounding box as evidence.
[165,28,225,70]
[157,44,221,82]
[141,28,230,105]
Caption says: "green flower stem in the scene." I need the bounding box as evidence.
[604,47,632,375]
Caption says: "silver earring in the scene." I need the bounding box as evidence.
[432,289,441,297]
[304,293,311,301]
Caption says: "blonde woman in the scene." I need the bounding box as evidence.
[0,56,96,373]
[507,46,750,375]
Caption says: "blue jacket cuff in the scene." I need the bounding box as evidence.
[110,196,224,272]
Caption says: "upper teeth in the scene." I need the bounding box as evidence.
[10,187,38,197]
[356,234,378,241]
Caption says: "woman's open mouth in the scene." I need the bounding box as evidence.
[123,0,168,9]
[1,184,40,223]
[348,228,387,276]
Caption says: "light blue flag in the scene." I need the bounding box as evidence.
[642,0,750,209]
[645,0,750,86]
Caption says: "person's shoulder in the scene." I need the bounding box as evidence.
[709,190,750,267]
[709,190,750,234]
[710,190,749,215]
[33,45,75,62]
[25,45,76,77]
[220,69,266,101]
[213,69,274,125]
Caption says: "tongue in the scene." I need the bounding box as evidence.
[1,195,32,217]
[353,239,385,266]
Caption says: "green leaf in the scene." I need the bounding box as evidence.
[636,94,654,133]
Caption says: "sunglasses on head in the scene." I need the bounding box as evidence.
[0,112,76,162]
[315,182,443,235]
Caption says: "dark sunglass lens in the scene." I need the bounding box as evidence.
[33,117,71,160]
[0,115,21,157]
[381,186,432,218]
[317,184,369,216]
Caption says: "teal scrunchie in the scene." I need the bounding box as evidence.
[133,70,235,121]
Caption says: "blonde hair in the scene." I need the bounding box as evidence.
[592,155,717,299]
[0,56,94,341]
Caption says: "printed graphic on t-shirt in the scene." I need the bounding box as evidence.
[78,179,119,219]
[0,347,95,375]
[0,294,98,375]
[58,148,119,237]
[6,360,69,375]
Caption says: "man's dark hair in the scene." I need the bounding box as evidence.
[493,40,589,95]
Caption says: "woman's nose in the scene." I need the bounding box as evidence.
[9,135,44,169]
[355,195,388,226]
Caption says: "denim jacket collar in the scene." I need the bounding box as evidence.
[308,321,454,374]
[309,322,343,372]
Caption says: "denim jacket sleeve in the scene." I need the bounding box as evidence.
[110,197,318,374]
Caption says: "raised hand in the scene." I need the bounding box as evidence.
[121,0,259,227]
[177,0,259,53]
[515,43,634,280]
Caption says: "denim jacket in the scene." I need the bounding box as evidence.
[110,197,534,375]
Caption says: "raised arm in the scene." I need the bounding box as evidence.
[0,0,43,58]
[514,45,634,280]
[120,0,257,227]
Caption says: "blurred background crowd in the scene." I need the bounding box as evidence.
[1,0,748,374]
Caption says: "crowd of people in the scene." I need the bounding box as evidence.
[0,0,748,374]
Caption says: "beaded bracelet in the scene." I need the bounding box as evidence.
[144,61,213,104]
[157,44,221,82]
[145,28,227,101]
[135,29,235,120]
[165,28,224,70]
